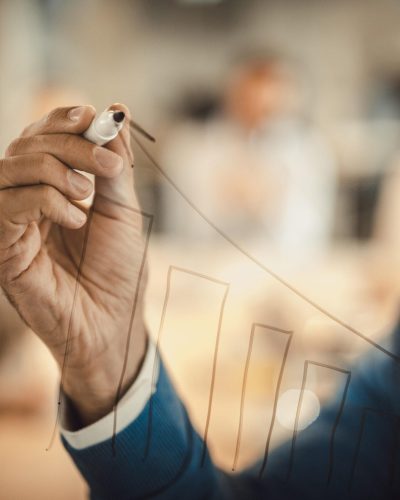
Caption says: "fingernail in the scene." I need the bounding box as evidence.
[94,147,123,170]
[68,170,92,194]
[69,204,87,225]
[68,106,85,122]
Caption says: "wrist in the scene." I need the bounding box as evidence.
[62,327,148,427]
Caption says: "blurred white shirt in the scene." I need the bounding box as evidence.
[161,116,336,263]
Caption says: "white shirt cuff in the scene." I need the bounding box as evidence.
[60,340,159,450]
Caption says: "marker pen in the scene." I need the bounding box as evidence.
[76,110,125,207]
[84,109,125,145]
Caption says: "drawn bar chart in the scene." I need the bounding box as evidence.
[132,132,400,363]
[111,202,154,455]
[286,361,351,485]
[143,265,229,465]
[230,323,293,474]
[348,407,400,492]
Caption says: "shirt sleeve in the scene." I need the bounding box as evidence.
[60,340,159,450]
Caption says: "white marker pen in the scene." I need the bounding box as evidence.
[77,109,125,207]
[83,109,125,146]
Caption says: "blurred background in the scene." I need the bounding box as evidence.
[2,0,400,498]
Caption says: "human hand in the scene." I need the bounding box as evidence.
[0,104,148,424]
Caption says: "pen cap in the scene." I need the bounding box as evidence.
[83,110,124,146]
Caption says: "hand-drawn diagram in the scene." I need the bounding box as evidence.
[231,323,293,475]
[143,266,229,463]
[50,124,400,493]
[349,408,400,493]
[286,361,351,484]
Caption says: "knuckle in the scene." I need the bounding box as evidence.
[5,138,22,157]
[33,152,54,173]
[0,157,14,187]
[38,151,53,165]
[40,186,65,219]
[62,133,79,150]
[45,107,65,125]
[40,185,57,205]
[5,136,37,158]
[42,132,73,156]
[62,134,88,159]
[29,153,49,182]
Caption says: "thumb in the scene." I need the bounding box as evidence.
[93,103,139,211]
[21,105,96,137]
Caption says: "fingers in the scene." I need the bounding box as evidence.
[0,222,41,286]
[5,133,123,178]
[0,154,93,200]
[0,186,86,249]
[21,105,96,137]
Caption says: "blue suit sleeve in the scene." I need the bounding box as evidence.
[62,361,249,499]
[63,329,400,500]
[252,330,400,500]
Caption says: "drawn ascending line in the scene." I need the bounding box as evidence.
[131,131,399,363]
[286,361,351,484]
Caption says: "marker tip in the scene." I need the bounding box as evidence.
[113,111,125,124]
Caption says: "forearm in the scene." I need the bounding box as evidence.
[62,319,148,427]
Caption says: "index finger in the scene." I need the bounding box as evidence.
[21,105,96,138]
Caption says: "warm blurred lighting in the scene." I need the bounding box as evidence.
[276,389,320,431]
[1,0,400,490]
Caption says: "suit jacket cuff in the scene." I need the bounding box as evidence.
[60,339,159,450]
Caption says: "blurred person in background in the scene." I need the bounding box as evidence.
[162,55,336,262]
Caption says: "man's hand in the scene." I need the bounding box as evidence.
[0,104,148,425]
